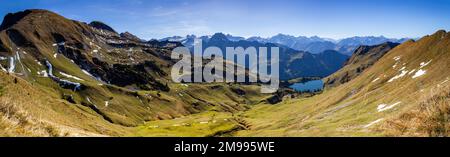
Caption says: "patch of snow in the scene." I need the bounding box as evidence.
[364,118,384,128]
[46,60,81,91]
[52,43,58,47]
[59,72,84,81]
[388,70,408,82]
[137,96,143,104]
[16,51,26,74]
[8,57,15,73]
[86,97,92,104]
[93,50,98,53]
[420,60,432,68]
[377,104,387,111]
[82,70,94,77]
[81,69,104,82]
[408,69,416,75]
[0,65,6,72]
[378,102,401,112]
[399,66,406,71]
[104,101,109,107]
[37,70,48,77]
[393,56,401,61]
[412,69,426,79]
[181,84,189,87]
[35,60,42,66]
[0,56,7,60]
[199,121,209,124]
[372,78,380,83]
[53,53,57,58]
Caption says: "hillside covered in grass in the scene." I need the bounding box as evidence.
[0,10,269,136]
[0,9,448,137]
[234,30,450,137]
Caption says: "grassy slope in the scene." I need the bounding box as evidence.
[0,72,131,136]
[0,10,271,136]
[1,10,448,137]
[323,42,398,88]
[0,70,268,136]
[234,30,450,137]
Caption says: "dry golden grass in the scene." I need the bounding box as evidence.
[235,30,450,137]
[0,72,130,137]
[0,96,60,136]
[381,85,450,137]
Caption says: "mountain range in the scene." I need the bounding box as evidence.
[0,9,448,137]
[197,32,350,80]
[238,30,449,137]
[161,33,411,56]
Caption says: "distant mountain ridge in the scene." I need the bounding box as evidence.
[324,42,400,88]
[161,33,410,55]
[199,33,350,80]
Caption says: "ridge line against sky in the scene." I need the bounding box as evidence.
[1,0,449,40]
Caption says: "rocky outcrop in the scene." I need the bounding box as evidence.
[89,21,117,33]
[0,10,32,30]
[120,31,143,42]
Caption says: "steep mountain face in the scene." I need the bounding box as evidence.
[282,50,348,79]
[324,42,400,88]
[0,10,266,136]
[201,33,349,80]
[0,10,170,91]
[236,30,450,137]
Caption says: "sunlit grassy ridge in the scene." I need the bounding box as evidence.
[0,9,448,137]
[233,30,450,137]
[0,10,269,136]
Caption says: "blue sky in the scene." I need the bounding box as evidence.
[1,0,449,40]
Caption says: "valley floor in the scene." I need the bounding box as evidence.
[131,83,449,137]
[1,69,449,137]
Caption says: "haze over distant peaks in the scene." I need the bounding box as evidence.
[160,33,411,55]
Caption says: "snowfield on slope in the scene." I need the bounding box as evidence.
[377,102,401,112]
